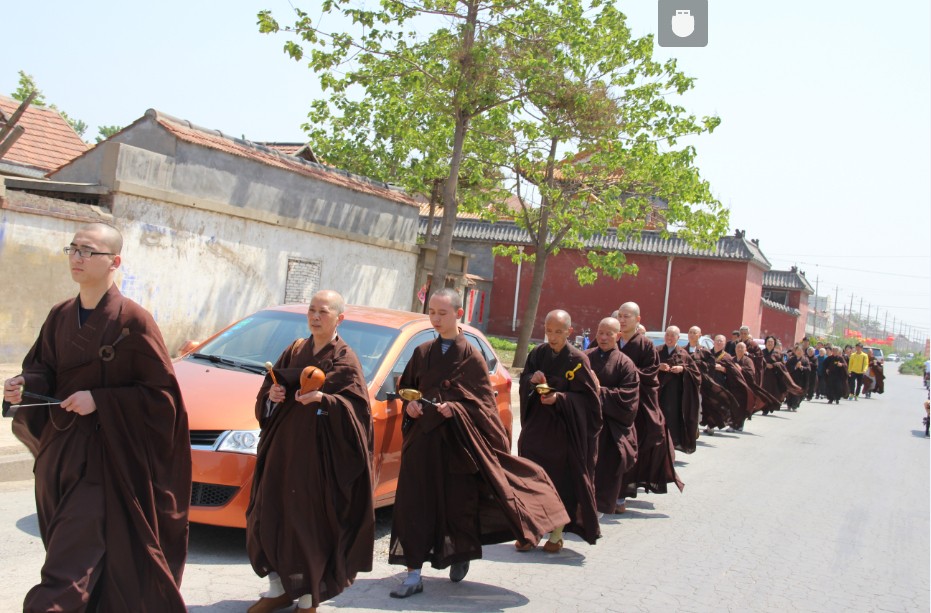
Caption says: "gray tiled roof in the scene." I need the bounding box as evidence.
[420,218,772,269]
[762,269,815,293]
[761,297,801,317]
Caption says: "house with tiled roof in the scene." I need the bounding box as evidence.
[0,94,88,178]
[421,213,782,341]
[760,266,814,344]
[0,108,420,360]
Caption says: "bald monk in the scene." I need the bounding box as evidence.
[734,341,781,416]
[685,326,734,433]
[519,310,602,551]
[247,290,374,613]
[585,317,640,514]
[738,326,765,386]
[711,334,753,432]
[657,326,701,453]
[615,302,683,505]
[3,222,190,612]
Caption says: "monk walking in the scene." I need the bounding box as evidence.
[247,290,374,613]
[2,222,190,612]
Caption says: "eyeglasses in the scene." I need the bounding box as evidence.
[63,246,116,258]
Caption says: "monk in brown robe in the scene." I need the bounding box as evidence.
[389,290,568,597]
[739,326,765,386]
[586,317,639,515]
[784,345,811,411]
[686,326,734,433]
[761,335,805,405]
[616,302,683,503]
[247,290,374,613]
[709,334,755,432]
[2,223,190,612]
[735,341,782,415]
[657,326,701,453]
[519,309,601,551]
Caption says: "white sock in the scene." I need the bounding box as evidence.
[548,525,564,543]
[297,594,314,609]
[403,569,422,585]
[264,572,285,598]
[617,498,627,507]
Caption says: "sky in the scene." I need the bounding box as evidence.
[2,0,929,343]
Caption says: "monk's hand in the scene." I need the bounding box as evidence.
[766,363,774,369]
[61,391,96,415]
[671,365,684,374]
[530,371,546,385]
[268,383,286,403]
[3,376,24,404]
[436,402,453,419]
[658,363,670,372]
[295,390,323,405]
[540,391,559,406]
[406,399,423,419]
[715,364,725,373]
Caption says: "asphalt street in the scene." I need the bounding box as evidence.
[0,369,928,612]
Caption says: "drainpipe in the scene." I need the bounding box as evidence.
[662,256,674,328]
[512,246,524,332]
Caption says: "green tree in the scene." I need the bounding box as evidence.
[10,70,87,137]
[96,125,123,143]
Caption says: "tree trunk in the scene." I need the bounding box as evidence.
[511,245,550,369]
[428,0,478,300]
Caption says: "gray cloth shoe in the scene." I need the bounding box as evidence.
[449,561,470,582]
[390,580,424,598]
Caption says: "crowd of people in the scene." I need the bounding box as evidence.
[0,222,893,612]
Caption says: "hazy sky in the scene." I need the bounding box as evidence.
[2,0,928,340]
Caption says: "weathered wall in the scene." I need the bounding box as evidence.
[760,306,800,346]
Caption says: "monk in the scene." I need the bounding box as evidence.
[761,336,804,405]
[616,302,683,503]
[389,289,568,597]
[656,326,701,453]
[685,326,734,433]
[738,326,765,386]
[711,334,753,432]
[822,346,849,404]
[247,290,374,613]
[734,341,782,415]
[2,222,190,612]
[784,345,811,411]
[586,317,640,515]
[519,309,601,552]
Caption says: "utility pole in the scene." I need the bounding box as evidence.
[857,297,863,331]
[883,310,888,337]
[834,285,840,338]
[813,276,820,336]
[865,303,871,337]
[892,316,897,352]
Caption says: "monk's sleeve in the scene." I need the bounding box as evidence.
[599,357,639,428]
[254,341,299,424]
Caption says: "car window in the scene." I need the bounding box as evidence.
[464,332,498,374]
[376,329,437,400]
[336,321,402,383]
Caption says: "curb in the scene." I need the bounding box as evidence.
[0,452,33,483]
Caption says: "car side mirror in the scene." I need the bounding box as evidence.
[376,373,403,402]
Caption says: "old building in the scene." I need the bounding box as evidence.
[0,94,88,178]
[1,109,420,360]
[760,267,814,344]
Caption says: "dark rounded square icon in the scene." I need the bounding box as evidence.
[658,0,708,47]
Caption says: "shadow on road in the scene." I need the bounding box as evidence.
[910,429,929,439]
[331,576,530,611]
[480,539,587,567]
[188,523,248,565]
[15,513,39,537]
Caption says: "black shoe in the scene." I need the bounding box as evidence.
[449,561,470,582]
[390,580,424,598]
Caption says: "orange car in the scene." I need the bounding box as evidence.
[176,304,513,528]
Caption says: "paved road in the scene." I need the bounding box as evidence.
[0,369,928,612]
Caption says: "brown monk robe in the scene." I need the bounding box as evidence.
[862,356,885,398]
[710,339,753,431]
[616,303,683,497]
[739,327,765,386]
[784,347,810,411]
[686,328,735,432]
[585,317,640,514]
[3,224,190,613]
[822,348,849,404]
[657,327,701,453]
[248,292,374,612]
[734,343,782,415]
[761,337,805,405]
[518,310,601,546]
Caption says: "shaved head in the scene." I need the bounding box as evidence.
[311,289,345,315]
[431,287,462,310]
[545,309,572,329]
[80,222,123,254]
[618,302,641,317]
[599,317,620,333]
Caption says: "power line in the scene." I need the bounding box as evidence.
[785,261,930,279]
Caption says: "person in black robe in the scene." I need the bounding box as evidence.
[724,330,740,357]
[615,302,683,504]
[389,290,569,596]
[784,345,810,411]
[734,341,781,415]
[711,334,754,432]
[739,326,765,386]
[761,336,804,405]
[586,317,639,514]
[822,347,849,404]
[2,223,190,612]
[805,347,819,400]
[686,326,735,433]
[519,309,601,552]
[247,290,374,613]
[657,326,701,452]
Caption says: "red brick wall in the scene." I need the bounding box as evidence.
[488,248,763,340]
[760,306,801,346]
